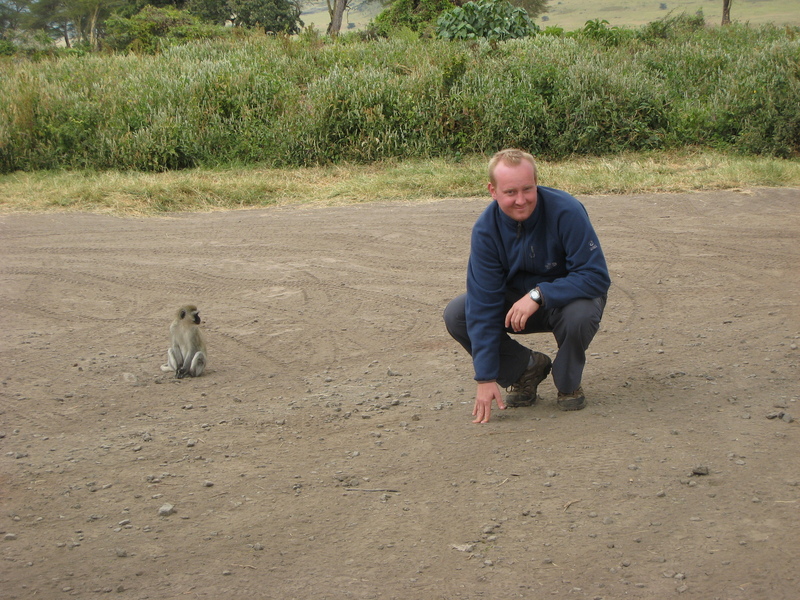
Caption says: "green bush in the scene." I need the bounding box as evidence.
[372,0,455,38]
[637,10,706,43]
[0,23,798,173]
[0,29,58,59]
[436,0,538,41]
[574,18,633,47]
[104,6,229,53]
[0,38,14,56]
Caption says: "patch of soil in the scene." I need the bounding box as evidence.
[1,188,798,599]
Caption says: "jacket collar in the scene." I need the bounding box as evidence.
[494,190,542,233]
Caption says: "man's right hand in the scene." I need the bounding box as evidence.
[473,381,506,424]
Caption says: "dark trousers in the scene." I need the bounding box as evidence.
[443,292,606,393]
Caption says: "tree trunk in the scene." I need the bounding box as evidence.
[722,0,732,25]
[89,5,100,50]
[327,0,347,37]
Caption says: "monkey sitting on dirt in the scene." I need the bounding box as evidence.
[160,305,207,378]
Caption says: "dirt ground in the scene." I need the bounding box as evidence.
[1,188,798,600]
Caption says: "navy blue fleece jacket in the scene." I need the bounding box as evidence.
[466,186,611,382]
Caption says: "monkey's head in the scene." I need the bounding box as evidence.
[178,305,201,324]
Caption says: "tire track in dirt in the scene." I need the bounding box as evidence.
[1,190,798,600]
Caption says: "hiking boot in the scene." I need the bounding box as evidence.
[557,387,586,411]
[505,351,552,407]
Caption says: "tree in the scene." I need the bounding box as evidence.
[722,0,732,25]
[41,0,125,48]
[508,0,547,19]
[104,4,208,51]
[1,0,30,33]
[23,0,73,46]
[228,0,303,34]
[187,0,231,25]
[326,0,346,36]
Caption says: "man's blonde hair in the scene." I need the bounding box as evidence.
[488,149,538,186]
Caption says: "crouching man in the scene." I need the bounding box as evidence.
[444,149,611,423]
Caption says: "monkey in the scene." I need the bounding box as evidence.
[160,305,207,378]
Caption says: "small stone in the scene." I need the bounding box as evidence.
[691,466,709,476]
[4,533,17,541]
[203,481,214,487]
[187,439,197,447]
[115,548,127,557]
[158,503,175,516]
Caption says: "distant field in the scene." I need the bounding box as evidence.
[301,0,800,32]
[543,0,800,30]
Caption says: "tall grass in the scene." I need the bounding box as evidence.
[0,23,798,173]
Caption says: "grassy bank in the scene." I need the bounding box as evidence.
[1,150,798,216]
[2,22,798,173]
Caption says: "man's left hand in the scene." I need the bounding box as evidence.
[505,294,539,332]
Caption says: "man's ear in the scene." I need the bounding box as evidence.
[487,182,495,198]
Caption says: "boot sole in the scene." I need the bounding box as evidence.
[557,397,587,411]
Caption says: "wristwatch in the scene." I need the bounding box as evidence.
[529,287,543,306]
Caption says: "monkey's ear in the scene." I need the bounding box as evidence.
[180,309,186,319]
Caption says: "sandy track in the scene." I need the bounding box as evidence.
[1,188,798,599]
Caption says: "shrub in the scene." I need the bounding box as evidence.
[575,18,633,46]
[1,25,797,173]
[372,0,455,38]
[437,0,538,41]
[0,37,14,56]
[104,6,227,53]
[638,10,706,42]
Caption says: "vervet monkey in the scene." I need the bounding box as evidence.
[160,305,207,378]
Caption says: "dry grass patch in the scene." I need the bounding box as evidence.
[1,151,798,216]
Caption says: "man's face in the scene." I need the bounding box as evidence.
[488,160,538,222]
